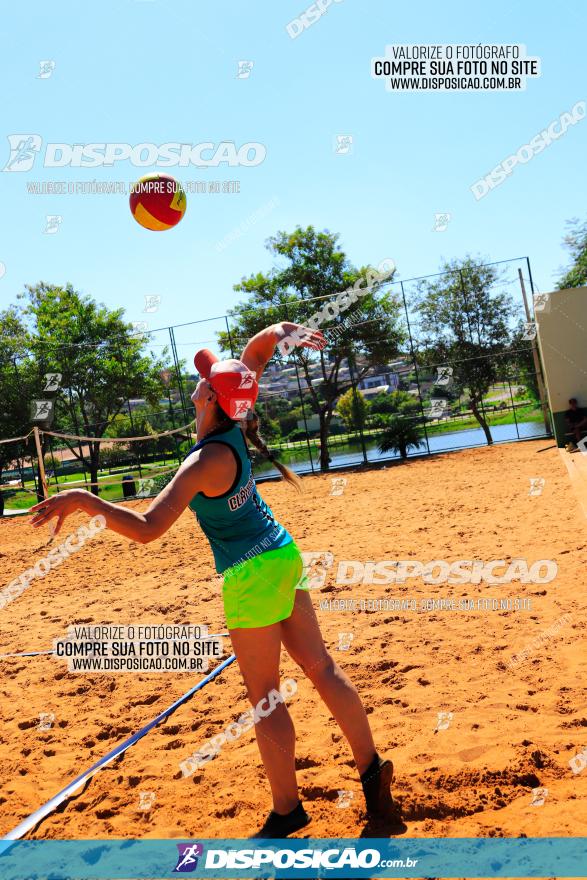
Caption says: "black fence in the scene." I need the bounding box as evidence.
[1,256,552,509]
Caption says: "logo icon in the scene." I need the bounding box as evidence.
[533,292,551,313]
[435,366,453,387]
[238,371,256,389]
[337,631,354,651]
[143,294,161,313]
[231,399,252,419]
[432,212,451,232]
[334,135,353,155]
[138,790,156,811]
[131,321,149,341]
[237,61,254,79]
[44,215,62,235]
[569,748,587,775]
[38,60,56,79]
[426,398,448,419]
[330,477,347,496]
[43,373,62,392]
[336,789,354,808]
[300,551,335,589]
[530,786,548,806]
[38,712,55,730]
[173,843,204,873]
[3,134,42,172]
[435,711,453,732]
[30,400,55,424]
[136,478,156,498]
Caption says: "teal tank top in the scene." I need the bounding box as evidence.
[187,423,292,573]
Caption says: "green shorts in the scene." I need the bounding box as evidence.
[222,540,309,629]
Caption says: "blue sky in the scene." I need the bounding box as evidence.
[1,0,585,366]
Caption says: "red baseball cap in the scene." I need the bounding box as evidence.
[194,349,259,420]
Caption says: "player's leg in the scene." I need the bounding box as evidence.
[223,542,312,834]
[229,623,297,812]
[280,589,376,773]
[281,589,398,817]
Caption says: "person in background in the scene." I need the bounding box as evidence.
[565,398,587,450]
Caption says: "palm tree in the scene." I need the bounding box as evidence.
[378,414,424,460]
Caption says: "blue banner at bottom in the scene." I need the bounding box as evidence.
[0,837,585,879]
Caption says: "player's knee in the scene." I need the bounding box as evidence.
[243,677,281,708]
[303,651,336,683]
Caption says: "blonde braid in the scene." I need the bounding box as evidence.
[244,410,302,492]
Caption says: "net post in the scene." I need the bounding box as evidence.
[33,426,49,500]
[518,268,552,436]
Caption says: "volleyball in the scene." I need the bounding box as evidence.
[129,173,186,231]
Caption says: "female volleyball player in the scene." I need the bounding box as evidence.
[31,321,397,838]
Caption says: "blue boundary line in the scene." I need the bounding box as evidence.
[1,652,237,841]
[0,650,55,657]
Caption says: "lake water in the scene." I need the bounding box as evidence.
[258,421,551,477]
[3,420,551,514]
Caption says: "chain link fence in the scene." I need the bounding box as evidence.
[1,256,552,510]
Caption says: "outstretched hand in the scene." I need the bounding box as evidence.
[30,489,87,536]
[279,322,326,351]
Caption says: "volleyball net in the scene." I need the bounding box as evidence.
[0,420,196,514]
[0,257,550,514]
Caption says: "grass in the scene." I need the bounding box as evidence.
[424,403,545,435]
[3,402,547,511]
[3,461,178,511]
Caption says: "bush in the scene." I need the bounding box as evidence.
[258,415,281,443]
[378,415,425,460]
[328,422,348,436]
[337,388,370,430]
[101,445,132,468]
[368,392,397,415]
[277,413,301,436]
[152,470,176,493]
[287,429,309,442]
[368,412,392,429]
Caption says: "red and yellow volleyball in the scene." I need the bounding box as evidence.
[129,173,186,231]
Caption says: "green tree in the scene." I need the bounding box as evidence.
[378,415,425,460]
[217,226,405,470]
[505,327,539,403]
[377,389,420,415]
[336,387,370,430]
[414,257,518,445]
[368,391,398,415]
[20,283,171,494]
[557,219,587,289]
[0,308,37,487]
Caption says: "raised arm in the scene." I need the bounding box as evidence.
[240,321,325,381]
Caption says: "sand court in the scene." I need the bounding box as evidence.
[0,439,586,841]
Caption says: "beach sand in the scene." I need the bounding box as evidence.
[0,438,586,855]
